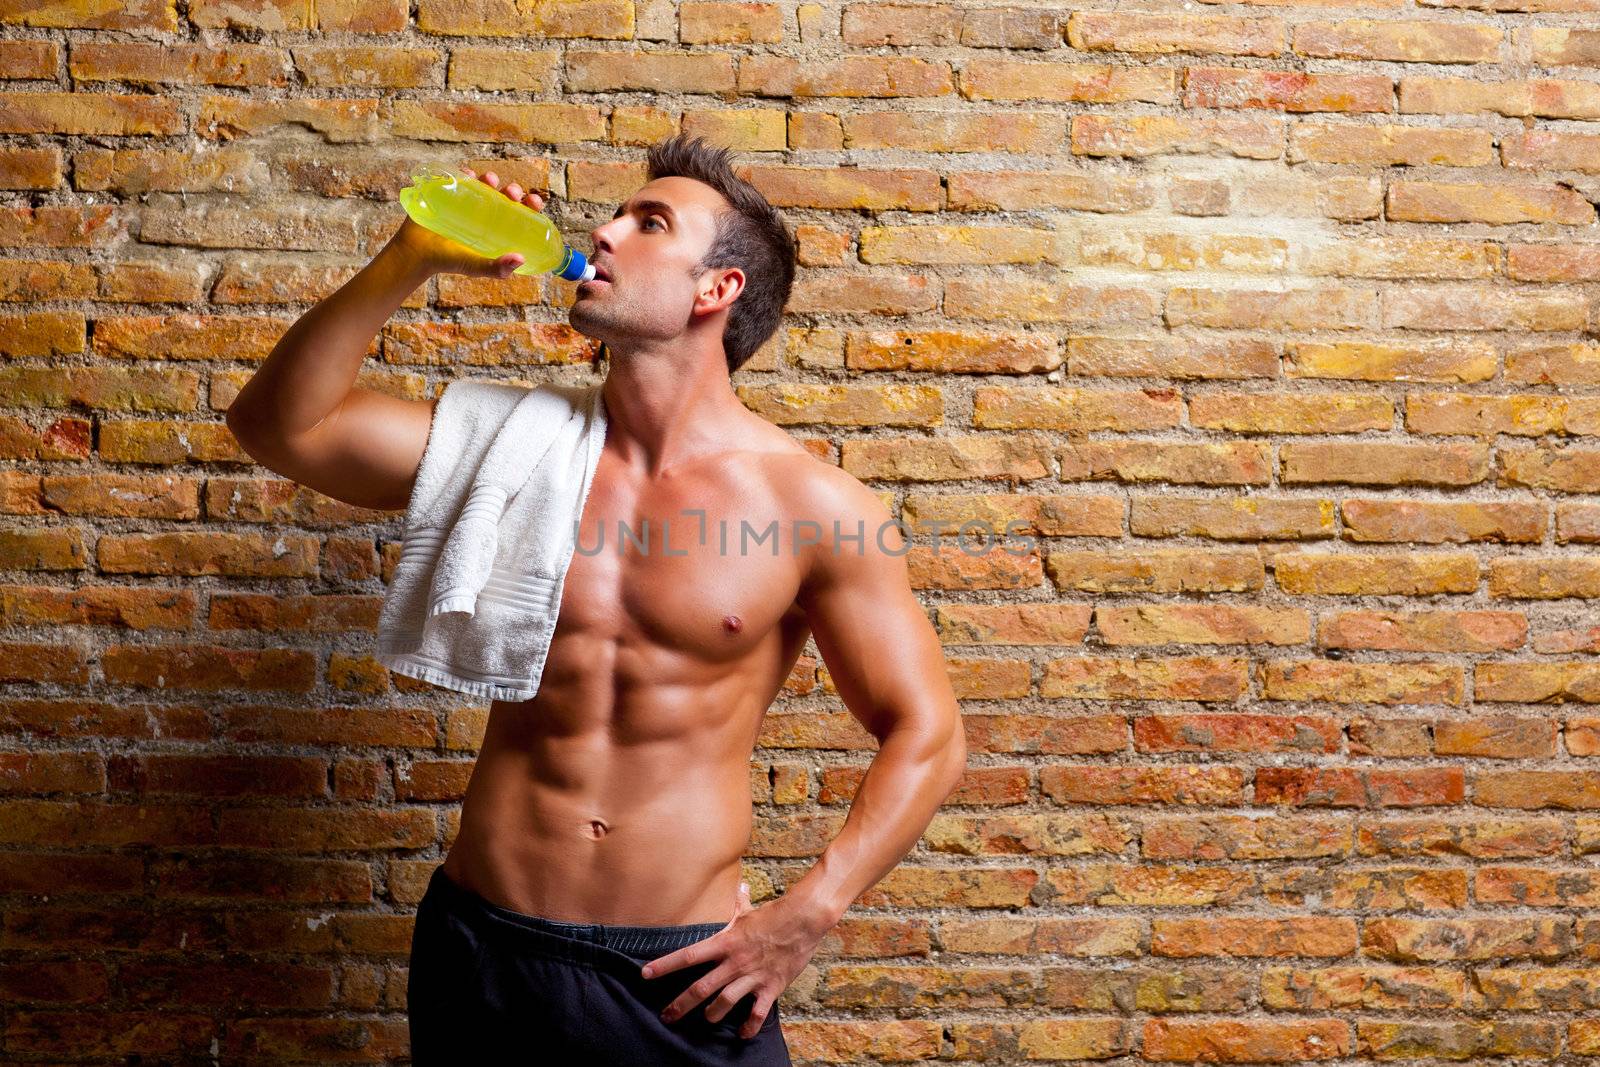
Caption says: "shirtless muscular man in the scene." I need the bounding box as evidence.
[225,134,968,1065]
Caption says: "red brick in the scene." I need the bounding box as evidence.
[1150,917,1358,958]
[1355,817,1564,859]
[0,584,195,629]
[1362,917,1570,961]
[101,645,315,692]
[1256,767,1466,808]
[1136,714,1341,754]
[0,642,89,684]
[1145,1018,1351,1061]
[1040,765,1248,806]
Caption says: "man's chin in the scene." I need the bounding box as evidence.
[567,312,610,348]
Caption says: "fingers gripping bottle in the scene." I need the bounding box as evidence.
[399,163,597,282]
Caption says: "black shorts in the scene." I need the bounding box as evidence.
[408,865,793,1066]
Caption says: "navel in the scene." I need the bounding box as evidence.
[723,614,743,634]
[585,819,610,839]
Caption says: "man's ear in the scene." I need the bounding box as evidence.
[697,268,745,315]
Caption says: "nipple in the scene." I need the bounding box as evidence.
[723,614,743,634]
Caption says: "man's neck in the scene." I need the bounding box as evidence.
[599,347,746,479]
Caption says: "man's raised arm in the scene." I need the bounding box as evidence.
[785,468,970,932]
[226,169,544,511]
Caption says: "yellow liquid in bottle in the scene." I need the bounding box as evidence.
[399,165,576,278]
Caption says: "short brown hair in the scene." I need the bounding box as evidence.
[644,134,796,375]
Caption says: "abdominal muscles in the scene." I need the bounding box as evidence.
[453,689,762,925]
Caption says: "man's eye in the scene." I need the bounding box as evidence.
[643,217,663,231]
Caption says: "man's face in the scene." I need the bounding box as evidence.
[568,176,740,349]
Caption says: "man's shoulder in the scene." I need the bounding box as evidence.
[752,447,898,578]
[754,444,879,515]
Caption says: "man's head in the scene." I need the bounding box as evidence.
[570,135,796,376]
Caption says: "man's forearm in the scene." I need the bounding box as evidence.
[228,234,432,444]
[784,723,966,932]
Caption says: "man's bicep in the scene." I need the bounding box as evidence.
[274,390,436,512]
[797,499,958,740]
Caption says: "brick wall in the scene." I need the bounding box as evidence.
[4,0,1600,1062]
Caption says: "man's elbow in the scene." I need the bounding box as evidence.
[944,742,968,799]
[224,399,295,473]
[939,717,968,799]
[870,702,967,796]
[224,401,270,463]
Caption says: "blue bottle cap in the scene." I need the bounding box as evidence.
[556,247,596,283]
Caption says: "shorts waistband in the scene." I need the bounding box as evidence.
[425,865,728,972]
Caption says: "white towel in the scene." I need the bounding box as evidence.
[376,378,609,702]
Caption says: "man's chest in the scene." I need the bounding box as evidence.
[555,451,810,662]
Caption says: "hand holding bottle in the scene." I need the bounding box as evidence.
[393,163,595,284]
[391,167,549,280]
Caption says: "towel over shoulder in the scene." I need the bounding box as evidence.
[376,378,609,702]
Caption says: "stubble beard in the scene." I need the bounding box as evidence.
[569,289,620,351]
[570,287,681,354]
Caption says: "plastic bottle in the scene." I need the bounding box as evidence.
[399,163,596,283]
